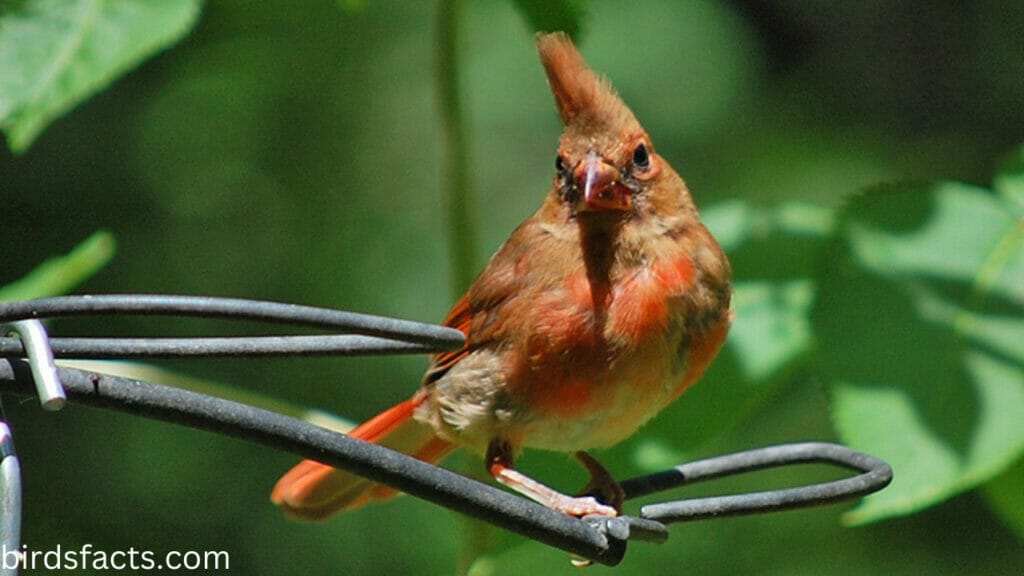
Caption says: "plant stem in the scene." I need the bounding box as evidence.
[437,0,478,297]
[437,2,492,573]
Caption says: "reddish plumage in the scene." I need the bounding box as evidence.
[271,32,732,520]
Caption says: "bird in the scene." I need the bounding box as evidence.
[271,31,732,520]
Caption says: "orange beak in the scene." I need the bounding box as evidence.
[575,153,632,212]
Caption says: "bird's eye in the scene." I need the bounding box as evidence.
[632,143,650,171]
[555,155,567,175]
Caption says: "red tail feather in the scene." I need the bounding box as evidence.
[271,397,453,520]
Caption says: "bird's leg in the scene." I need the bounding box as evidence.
[486,440,618,517]
[572,451,624,514]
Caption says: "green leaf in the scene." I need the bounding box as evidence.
[705,200,833,384]
[699,201,832,386]
[511,0,585,38]
[729,279,815,381]
[814,181,1024,525]
[0,230,116,301]
[0,0,201,152]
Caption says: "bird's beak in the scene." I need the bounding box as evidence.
[575,153,632,212]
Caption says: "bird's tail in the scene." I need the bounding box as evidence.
[270,396,453,521]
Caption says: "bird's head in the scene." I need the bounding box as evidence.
[536,32,694,222]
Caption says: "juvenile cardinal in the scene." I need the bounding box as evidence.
[272,32,732,519]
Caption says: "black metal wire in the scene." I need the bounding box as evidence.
[0,295,465,361]
[0,335,447,358]
[0,416,20,562]
[0,295,465,349]
[0,295,893,566]
[6,320,65,409]
[621,443,892,524]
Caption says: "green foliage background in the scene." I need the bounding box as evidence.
[1,1,1022,574]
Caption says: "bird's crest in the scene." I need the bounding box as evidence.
[536,32,640,138]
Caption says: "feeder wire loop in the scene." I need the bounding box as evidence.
[620,442,893,524]
[0,294,466,360]
[0,295,893,566]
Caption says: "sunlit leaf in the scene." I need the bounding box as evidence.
[0,230,116,301]
[729,279,814,381]
[814,181,1024,525]
[0,0,201,152]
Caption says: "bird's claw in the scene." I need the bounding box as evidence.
[548,494,618,518]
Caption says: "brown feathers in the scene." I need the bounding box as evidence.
[536,32,640,139]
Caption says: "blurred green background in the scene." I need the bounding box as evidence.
[2,1,1022,574]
